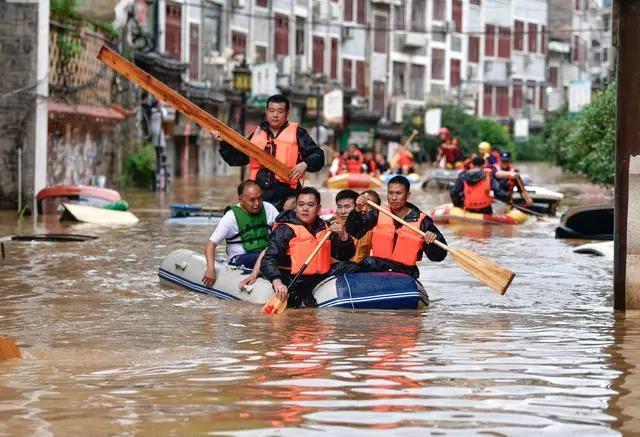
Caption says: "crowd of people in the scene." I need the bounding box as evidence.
[205,93,527,307]
[206,94,447,308]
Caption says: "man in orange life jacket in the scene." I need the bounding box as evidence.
[261,187,357,308]
[346,176,448,278]
[450,156,510,214]
[211,94,325,211]
[345,144,364,173]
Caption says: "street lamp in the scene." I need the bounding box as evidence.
[233,58,252,180]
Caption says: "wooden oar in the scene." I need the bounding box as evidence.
[494,198,545,217]
[261,231,333,315]
[514,176,534,206]
[97,46,293,183]
[367,201,515,295]
[0,336,21,360]
[403,129,418,147]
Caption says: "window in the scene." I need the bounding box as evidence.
[514,20,524,51]
[470,0,480,4]
[541,25,546,54]
[485,24,495,57]
[452,0,463,33]
[409,64,425,100]
[483,85,493,116]
[313,36,324,74]
[573,35,580,62]
[356,60,365,96]
[357,0,365,24]
[295,17,305,55]
[189,24,199,80]
[256,0,268,7]
[539,86,545,111]
[468,36,480,63]
[374,15,388,53]
[431,48,445,80]
[498,26,511,58]
[255,46,266,64]
[274,14,289,57]
[526,81,536,106]
[603,48,608,63]
[344,0,353,21]
[232,31,246,57]
[433,0,445,21]
[165,1,182,60]
[528,23,537,53]
[512,79,522,109]
[603,13,611,32]
[450,59,461,88]
[393,62,406,96]
[343,59,352,87]
[496,86,509,116]
[394,4,405,30]
[549,66,558,87]
[411,0,426,32]
[373,81,385,115]
[330,38,338,80]
[203,4,221,57]
[575,0,581,10]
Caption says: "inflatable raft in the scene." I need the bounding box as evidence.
[328,173,383,190]
[159,249,429,309]
[430,203,529,225]
[379,173,422,185]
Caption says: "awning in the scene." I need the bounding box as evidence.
[48,101,129,124]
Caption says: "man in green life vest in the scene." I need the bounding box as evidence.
[203,180,279,288]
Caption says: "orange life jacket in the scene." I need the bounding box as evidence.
[280,222,331,275]
[249,122,300,188]
[463,169,493,210]
[397,150,414,167]
[345,150,364,174]
[371,206,426,266]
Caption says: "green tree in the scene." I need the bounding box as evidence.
[476,118,515,155]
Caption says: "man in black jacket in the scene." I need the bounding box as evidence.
[211,94,325,210]
[347,176,447,278]
[450,156,510,214]
[261,187,357,308]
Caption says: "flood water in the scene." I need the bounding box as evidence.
[2,163,638,436]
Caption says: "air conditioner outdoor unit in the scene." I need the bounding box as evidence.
[401,32,427,48]
[231,0,246,9]
[484,60,493,72]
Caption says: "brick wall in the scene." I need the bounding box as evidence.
[0,0,39,209]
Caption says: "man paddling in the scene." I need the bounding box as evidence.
[211,94,324,210]
[203,181,278,287]
[450,156,510,214]
[261,187,357,308]
[492,151,521,200]
[346,176,447,278]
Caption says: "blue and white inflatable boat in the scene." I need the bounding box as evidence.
[159,249,429,309]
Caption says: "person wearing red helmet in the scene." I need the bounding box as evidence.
[436,127,463,169]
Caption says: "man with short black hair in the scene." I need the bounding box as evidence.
[450,156,510,213]
[202,180,278,287]
[211,94,324,210]
[261,187,357,308]
[347,176,447,278]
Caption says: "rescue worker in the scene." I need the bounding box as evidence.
[261,187,357,308]
[393,144,415,174]
[450,156,510,214]
[203,180,279,287]
[437,136,464,169]
[346,176,447,278]
[332,189,381,263]
[329,149,348,177]
[211,94,325,210]
[345,144,364,174]
[375,152,390,174]
[478,141,501,169]
[493,151,520,199]
[363,151,378,176]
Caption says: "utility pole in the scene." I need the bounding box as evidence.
[613,0,640,311]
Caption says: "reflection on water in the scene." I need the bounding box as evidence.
[0,163,631,435]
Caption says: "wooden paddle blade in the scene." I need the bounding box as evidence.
[0,336,21,360]
[449,248,515,295]
[261,296,288,315]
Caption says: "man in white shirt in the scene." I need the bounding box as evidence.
[202,180,279,287]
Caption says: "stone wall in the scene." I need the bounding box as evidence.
[0,1,38,209]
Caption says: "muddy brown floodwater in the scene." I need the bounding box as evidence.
[1,163,638,436]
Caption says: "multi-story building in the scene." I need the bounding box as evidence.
[547,0,613,112]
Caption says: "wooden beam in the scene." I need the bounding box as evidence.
[96,46,293,183]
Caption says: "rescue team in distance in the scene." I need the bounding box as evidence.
[206,93,457,308]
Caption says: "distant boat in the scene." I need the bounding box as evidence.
[36,184,121,214]
[555,203,613,240]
